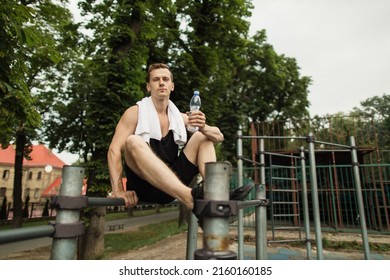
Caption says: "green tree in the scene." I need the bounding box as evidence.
[42,0,180,259]
[41,0,311,258]
[353,93,390,149]
[1,0,78,228]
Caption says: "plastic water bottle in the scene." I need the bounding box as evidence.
[187,90,201,132]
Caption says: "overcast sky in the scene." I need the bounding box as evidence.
[250,0,390,116]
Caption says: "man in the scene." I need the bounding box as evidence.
[107,63,224,210]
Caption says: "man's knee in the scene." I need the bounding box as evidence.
[190,131,210,144]
[125,135,146,155]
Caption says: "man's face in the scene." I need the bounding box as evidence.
[146,68,174,97]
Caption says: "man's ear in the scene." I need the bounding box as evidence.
[146,83,151,92]
[171,82,174,91]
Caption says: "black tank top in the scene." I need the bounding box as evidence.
[149,130,178,166]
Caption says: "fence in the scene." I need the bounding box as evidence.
[0,128,381,260]
[236,128,372,260]
[0,163,268,260]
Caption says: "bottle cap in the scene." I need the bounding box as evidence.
[194,90,200,95]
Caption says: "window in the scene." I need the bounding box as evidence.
[0,187,6,197]
[28,171,33,180]
[37,171,42,180]
[2,170,10,180]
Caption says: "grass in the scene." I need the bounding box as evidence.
[102,218,187,259]
[321,238,390,253]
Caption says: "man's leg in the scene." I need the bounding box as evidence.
[182,132,217,178]
[124,135,193,208]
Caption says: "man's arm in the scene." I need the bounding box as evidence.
[182,111,224,143]
[107,105,139,207]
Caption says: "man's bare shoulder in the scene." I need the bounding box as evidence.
[116,105,139,129]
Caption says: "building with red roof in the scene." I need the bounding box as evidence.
[0,144,67,204]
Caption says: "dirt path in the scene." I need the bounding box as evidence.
[1,229,389,260]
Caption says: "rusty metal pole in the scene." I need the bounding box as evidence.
[194,162,237,259]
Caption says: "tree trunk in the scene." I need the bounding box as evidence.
[77,156,107,259]
[178,203,190,227]
[12,130,25,228]
[77,206,106,260]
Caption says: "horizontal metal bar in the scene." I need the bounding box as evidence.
[269,239,306,244]
[88,197,125,206]
[270,189,299,193]
[266,152,301,159]
[273,226,302,230]
[0,225,55,244]
[273,214,300,217]
[87,197,180,207]
[314,140,351,149]
[240,136,307,140]
[272,201,299,205]
[271,165,298,169]
[236,200,268,209]
[271,177,297,181]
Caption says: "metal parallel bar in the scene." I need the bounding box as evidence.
[350,136,371,260]
[273,214,300,217]
[50,166,85,260]
[241,157,262,166]
[271,177,298,181]
[268,239,307,244]
[0,225,55,244]
[270,164,299,169]
[236,127,244,260]
[87,197,180,207]
[271,189,299,193]
[256,138,268,260]
[272,201,299,205]
[314,140,351,149]
[300,146,313,260]
[88,197,124,206]
[240,135,307,140]
[236,200,267,209]
[307,132,324,260]
[195,162,236,260]
[186,212,198,260]
[273,226,302,230]
[263,152,301,159]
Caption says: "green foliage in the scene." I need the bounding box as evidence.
[353,93,390,149]
[18,0,311,193]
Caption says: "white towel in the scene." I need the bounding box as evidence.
[135,97,187,145]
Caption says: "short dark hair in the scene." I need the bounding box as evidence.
[147,63,173,82]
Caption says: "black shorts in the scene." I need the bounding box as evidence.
[124,151,199,204]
